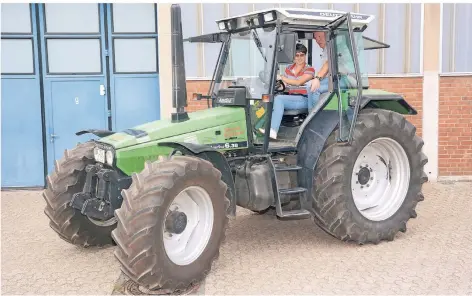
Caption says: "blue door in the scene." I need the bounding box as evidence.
[1,4,45,187]
[106,4,160,131]
[48,79,108,159]
[38,4,109,172]
[2,3,161,186]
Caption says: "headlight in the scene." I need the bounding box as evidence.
[106,150,114,165]
[94,147,105,163]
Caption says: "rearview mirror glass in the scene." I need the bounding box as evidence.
[276,33,297,63]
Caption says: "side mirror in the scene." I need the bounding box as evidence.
[276,33,297,64]
[192,93,211,100]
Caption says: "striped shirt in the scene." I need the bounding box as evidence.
[284,63,315,95]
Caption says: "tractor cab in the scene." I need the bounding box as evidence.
[187,8,389,151]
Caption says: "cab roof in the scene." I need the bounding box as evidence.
[215,7,375,31]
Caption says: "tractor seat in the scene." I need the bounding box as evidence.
[283,108,308,116]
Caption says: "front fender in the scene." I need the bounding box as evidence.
[76,129,115,138]
[157,142,237,217]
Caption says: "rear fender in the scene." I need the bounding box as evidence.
[358,95,418,115]
[157,142,237,216]
[295,110,341,207]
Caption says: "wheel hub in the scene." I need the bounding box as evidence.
[357,166,371,185]
[162,186,214,266]
[165,210,187,234]
[351,137,411,221]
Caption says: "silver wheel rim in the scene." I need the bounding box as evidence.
[351,137,410,221]
[163,186,214,266]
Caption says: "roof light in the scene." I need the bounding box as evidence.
[218,21,226,30]
[227,19,237,30]
[263,12,275,22]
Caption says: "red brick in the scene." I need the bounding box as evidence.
[438,76,472,176]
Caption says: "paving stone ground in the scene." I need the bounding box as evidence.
[2,181,472,295]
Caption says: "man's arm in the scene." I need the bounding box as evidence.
[316,61,329,79]
[310,61,329,92]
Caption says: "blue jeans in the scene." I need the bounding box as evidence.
[270,94,308,133]
[270,81,327,133]
[270,77,355,133]
[307,78,329,111]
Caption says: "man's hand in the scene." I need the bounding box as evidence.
[310,78,320,92]
[276,74,282,81]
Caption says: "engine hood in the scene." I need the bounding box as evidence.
[99,106,246,150]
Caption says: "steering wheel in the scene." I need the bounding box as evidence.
[259,70,286,92]
[275,79,286,93]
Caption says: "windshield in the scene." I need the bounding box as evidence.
[211,26,277,100]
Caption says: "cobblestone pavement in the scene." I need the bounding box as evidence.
[2,181,472,295]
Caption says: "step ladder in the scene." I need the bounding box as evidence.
[272,162,311,220]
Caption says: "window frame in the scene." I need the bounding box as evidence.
[439,3,472,76]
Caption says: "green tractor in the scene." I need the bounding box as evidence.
[43,5,428,293]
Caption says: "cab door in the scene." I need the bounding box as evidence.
[326,13,364,142]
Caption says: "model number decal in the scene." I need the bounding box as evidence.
[208,141,247,149]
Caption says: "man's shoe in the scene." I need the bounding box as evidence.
[258,128,277,140]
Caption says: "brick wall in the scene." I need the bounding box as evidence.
[368,77,423,137]
[186,77,424,137]
[186,80,212,112]
[438,76,472,176]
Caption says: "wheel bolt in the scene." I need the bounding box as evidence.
[370,177,373,180]
[366,164,369,167]
[370,168,373,172]
[361,186,364,189]
[367,184,370,187]
[356,181,359,184]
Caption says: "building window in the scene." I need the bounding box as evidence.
[1,39,35,74]
[44,3,100,34]
[113,38,157,73]
[1,3,32,34]
[1,4,35,75]
[46,38,102,74]
[112,4,157,33]
[441,3,472,74]
[180,3,423,79]
[109,3,158,74]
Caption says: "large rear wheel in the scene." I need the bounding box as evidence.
[312,109,428,244]
[112,155,229,292]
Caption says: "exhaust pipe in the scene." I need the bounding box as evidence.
[170,4,189,123]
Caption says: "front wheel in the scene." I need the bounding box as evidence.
[43,142,116,247]
[112,155,229,292]
[312,109,428,244]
